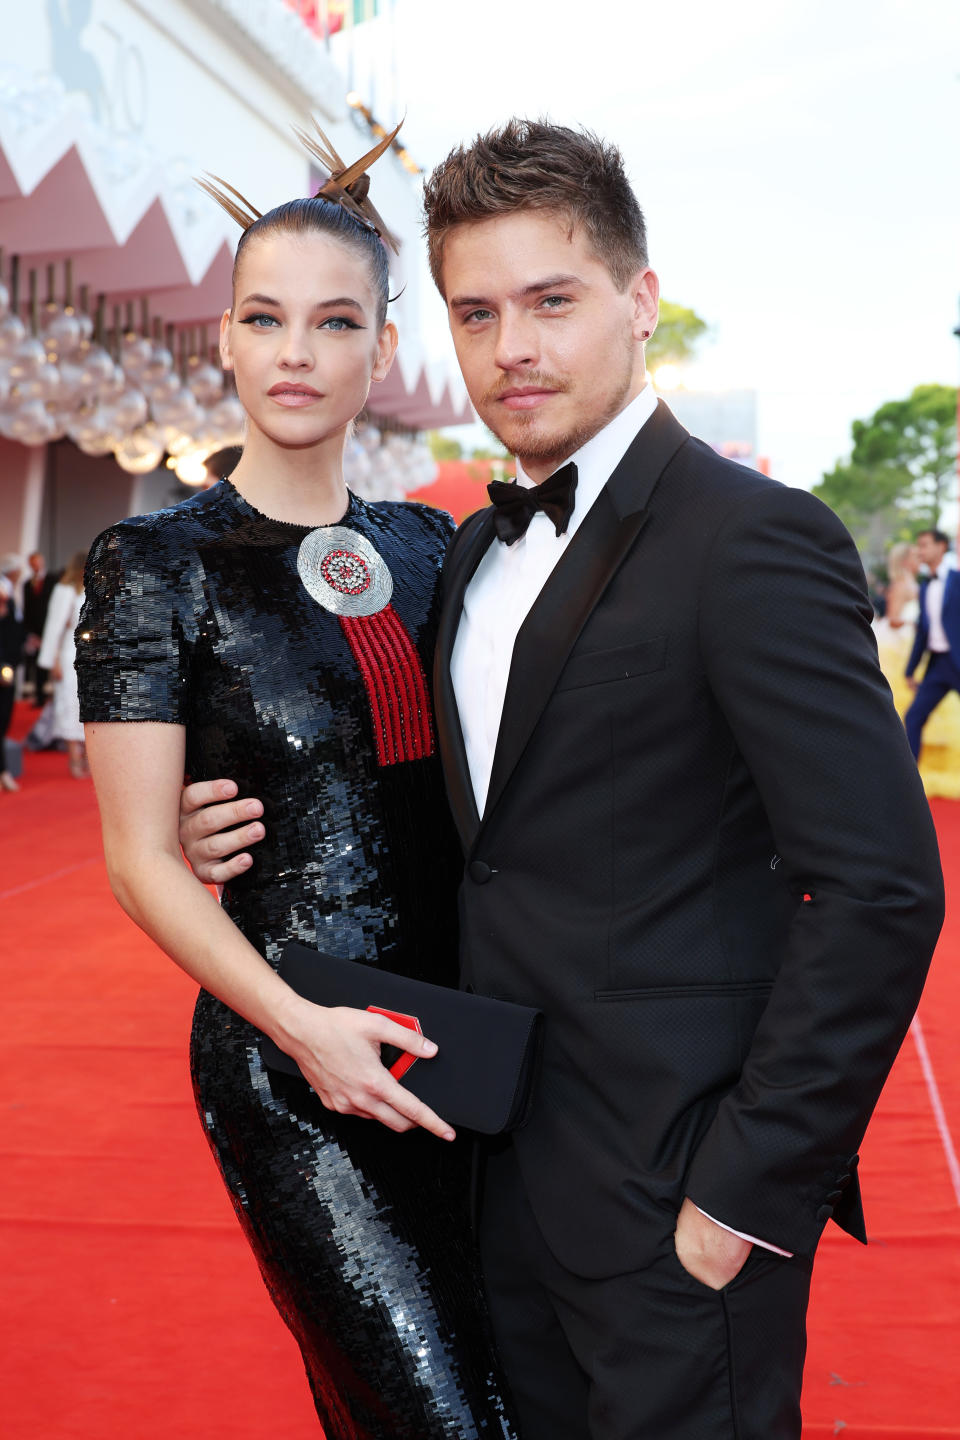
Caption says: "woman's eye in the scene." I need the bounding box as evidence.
[240,313,279,328]
[319,316,361,332]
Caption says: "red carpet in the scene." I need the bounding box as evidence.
[1,701,958,1438]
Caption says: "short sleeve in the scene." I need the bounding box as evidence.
[75,524,191,724]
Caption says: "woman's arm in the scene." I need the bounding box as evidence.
[86,720,453,1141]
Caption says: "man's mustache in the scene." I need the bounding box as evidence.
[480,374,571,407]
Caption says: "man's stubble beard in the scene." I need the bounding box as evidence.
[481,339,638,472]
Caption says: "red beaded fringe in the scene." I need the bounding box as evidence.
[339,606,435,766]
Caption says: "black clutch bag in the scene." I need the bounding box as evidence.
[260,942,543,1135]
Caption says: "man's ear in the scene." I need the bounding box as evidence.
[219,309,234,372]
[630,267,660,343]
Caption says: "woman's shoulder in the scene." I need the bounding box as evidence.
[88,488,225,572]
[364,497,456,547]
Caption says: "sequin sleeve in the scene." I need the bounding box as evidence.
[75,523,191,724]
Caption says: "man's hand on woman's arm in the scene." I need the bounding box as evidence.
[179,777,267,883]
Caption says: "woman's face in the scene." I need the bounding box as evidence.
[220,229,396,450]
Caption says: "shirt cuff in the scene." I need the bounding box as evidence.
[692,1204,794,1257]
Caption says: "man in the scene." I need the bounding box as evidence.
[21,551,58,708]
[904,528,960,759]
[179,122,943,1438]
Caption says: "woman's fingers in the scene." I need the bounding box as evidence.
[300,1009,454,1140]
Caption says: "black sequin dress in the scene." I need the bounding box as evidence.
[76,479,516,1439]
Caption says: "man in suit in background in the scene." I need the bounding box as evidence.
[177,122,944,1438]
[21,551,59,708]
[904,527,960,759]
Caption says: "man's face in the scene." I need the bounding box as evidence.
[28,553,43,576]
[916,534,947,572]
[441,211,658,482]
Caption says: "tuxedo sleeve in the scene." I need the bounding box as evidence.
[686,484,944,1257]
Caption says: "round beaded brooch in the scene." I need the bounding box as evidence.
[297,525,394,618]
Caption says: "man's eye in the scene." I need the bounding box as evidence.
[540,295,568,310]
[240,313,279,328]
[465,308,494,324]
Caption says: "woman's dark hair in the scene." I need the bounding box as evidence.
[233,197,391,328]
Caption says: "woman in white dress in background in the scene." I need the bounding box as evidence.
[38,551,87,778]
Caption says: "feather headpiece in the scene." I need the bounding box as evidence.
[197,119,402,254]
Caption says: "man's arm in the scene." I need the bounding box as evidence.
[687,484,943,1258]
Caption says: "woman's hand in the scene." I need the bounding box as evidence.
[51,660,63,681]
[279,998,455,1141]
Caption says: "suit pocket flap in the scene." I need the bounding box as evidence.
[557,635,667,691]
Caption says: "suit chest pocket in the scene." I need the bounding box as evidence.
[556,635,667,692]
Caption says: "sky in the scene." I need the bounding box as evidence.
[349,0,960,493]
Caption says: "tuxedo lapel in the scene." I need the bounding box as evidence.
[482,401,688,829]
[433,508,497,847]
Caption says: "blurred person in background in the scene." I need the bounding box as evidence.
[0,579,25,792]
[21,551,59,708]
[873,541,920,709]
[39,551,88,779]
[904,528,960,775]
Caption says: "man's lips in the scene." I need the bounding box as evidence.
[496,387,558,412]
[268,383,322,407]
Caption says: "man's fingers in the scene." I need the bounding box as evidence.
[179,777,239,815]
[197,817,265,861]
[198,852,255,885]
[183,797,264,839]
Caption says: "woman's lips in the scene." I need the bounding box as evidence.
[269,386,322,407]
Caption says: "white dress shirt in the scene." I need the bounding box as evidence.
[925,556,955,653]
[449,385,791,1259]
[451,384,658,816]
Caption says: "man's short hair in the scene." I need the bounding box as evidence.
[916,528,950,547]
[422,118,648,295]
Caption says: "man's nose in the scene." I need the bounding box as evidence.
[493,309,538,371]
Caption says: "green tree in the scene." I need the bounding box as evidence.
[813,384,958,560]
[647,301,709,369]
[427,431,462,461]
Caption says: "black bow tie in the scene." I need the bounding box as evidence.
[487,462,579,545]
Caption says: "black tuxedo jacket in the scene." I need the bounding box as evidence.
[434,402,944,1279]
[21,572,58,638]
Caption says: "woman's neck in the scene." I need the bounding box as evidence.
[227,426,351,527]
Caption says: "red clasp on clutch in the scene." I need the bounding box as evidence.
[367,1006,423,1079]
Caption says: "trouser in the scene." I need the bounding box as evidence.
[479,1139,812,1440]
[22,653,49,705]
[904,651,960,758]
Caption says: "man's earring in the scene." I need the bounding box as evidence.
[641,330,651,340]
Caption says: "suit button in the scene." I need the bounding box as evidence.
[837,1174,852,1190]
[816,1204,833,1222]
[469,860,492,884]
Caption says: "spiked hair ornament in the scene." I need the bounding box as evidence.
[196,120,402,254]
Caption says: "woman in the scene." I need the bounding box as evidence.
[873,540,920,710]
[38,550,87,778]
[76,135,517,1438]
